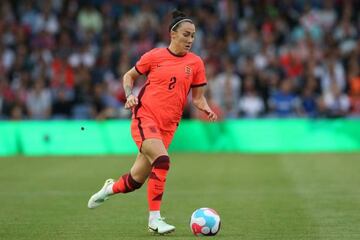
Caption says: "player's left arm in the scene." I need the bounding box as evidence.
[192,86,217,121]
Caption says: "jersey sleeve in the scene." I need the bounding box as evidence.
[135,51,153,75]
[191,58,207,88]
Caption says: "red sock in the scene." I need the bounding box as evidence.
[147,155,170,211]
[112,173,142,194]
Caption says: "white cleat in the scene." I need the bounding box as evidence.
[148,217,175,235]
[88,179,114,209]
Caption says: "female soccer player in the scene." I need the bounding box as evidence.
[88,10,217,234]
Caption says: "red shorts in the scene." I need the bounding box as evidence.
[131,116,176,150]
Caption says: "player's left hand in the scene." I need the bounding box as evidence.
[205,109,217,122]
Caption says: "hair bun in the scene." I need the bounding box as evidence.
[172,10,186,19]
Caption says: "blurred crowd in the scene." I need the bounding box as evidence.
[0,0,359,120]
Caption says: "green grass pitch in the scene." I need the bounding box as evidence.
[1,153,360,239]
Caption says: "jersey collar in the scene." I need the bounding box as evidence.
[166,48,187,57]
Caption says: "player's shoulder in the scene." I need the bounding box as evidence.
[188,52,202,61]
[187,52,205,67]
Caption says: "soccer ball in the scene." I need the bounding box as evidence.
[190,208,221,236]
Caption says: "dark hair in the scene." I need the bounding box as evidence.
[168,10,193,32]
[172,10,186,19]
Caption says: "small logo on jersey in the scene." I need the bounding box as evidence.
[185,66,192,79]
[149,126,157,133]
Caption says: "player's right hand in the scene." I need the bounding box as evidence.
[125,94,138,109]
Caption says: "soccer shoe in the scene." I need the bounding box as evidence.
[87,179,114,209]
[148,217,175,234]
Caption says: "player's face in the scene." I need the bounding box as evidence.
[173,22,195,53]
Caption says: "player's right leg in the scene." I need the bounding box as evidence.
[141,138,175,234]
[87,153,151,209]
[130,116,175,233]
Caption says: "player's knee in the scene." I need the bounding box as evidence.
[152,155,170,170]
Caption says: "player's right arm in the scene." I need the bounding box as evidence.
[123,67,140,109]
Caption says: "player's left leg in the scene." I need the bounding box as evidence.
[87,153,150,209]
[112,152,151,193]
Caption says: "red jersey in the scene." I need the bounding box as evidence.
[133,48,207,131]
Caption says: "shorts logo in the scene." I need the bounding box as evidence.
[185,66,192,79]
[149,126,157,133]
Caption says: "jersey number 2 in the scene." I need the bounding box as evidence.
[168,77,177,90]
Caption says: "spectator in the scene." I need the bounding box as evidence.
[0,43,15,73]
[52,87,74,119]
[0,76,15,119]
[322,82,350,118]
[268,79,301,117]
[72,66,93,119]
[238,76,265,118]
[77,3,103,35]
[320,51,346,94]
[32,2,59,34]
[26,78,52,119]
[279,45,303,80]
[212,58,241,118]
[301,80,319,118]
[90,82,114,120]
